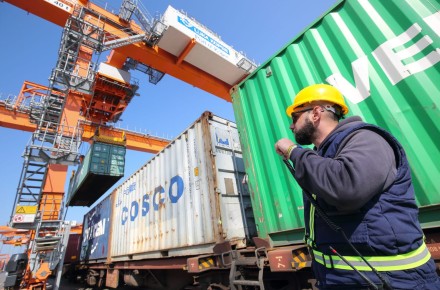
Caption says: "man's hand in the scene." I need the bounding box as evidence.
[275,138,296,159]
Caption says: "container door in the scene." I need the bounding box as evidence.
[210,118,257,245]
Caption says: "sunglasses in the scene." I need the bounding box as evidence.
[291,107,313,123]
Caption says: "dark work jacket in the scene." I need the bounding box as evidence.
[303,123,439,289]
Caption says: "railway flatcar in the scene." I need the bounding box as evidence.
[79,112,257,289]
[78,0,440,289]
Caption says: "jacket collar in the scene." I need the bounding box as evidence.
[317,116,363,151]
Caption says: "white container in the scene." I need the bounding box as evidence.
[110,112,256,262]
[158,6,256,85]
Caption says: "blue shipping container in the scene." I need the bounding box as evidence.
[80,194,112,262]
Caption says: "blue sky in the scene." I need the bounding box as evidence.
[0,0,336,254]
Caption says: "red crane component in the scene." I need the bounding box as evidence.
[4,0,233,100]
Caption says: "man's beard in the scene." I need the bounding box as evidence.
[295,118,315,145]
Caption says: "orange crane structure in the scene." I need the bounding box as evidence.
[0,0,256,289]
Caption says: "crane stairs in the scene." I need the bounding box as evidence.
[6,2,169,288]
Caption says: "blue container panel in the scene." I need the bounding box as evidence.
[91,156,109,165]
[110,159,125,166]
[91,151,109,158]
[111,146,126,155]
[93,143,110,153]
[80,194,112,261]
[90,163,108,174]
[109,165,124,175]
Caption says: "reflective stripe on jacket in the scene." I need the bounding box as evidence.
[312,242,431,271]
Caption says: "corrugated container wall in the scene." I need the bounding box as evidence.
[80,194,112,262]
[64,234,81,264]
[110,112,256,261]
[231,0,440,246]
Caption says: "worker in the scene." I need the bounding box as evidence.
[274,84,440,290]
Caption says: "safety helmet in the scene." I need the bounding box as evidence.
[285,84,349,117]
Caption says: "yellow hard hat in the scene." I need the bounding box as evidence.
[286,84,349,116]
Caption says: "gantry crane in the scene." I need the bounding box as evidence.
[0,0,256,289]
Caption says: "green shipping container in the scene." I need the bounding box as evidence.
[231,0,440,246]
[67,142,126,207]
